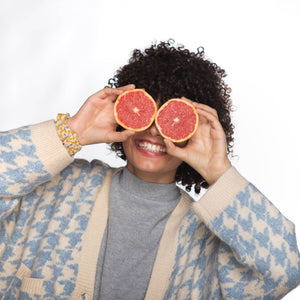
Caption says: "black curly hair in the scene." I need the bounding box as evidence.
[107,40,234,194]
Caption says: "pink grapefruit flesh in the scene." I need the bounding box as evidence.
[114,89,157,131]
[155,98,199,142]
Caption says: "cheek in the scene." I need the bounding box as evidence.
[122,140,132,158]
[122,137,139,163]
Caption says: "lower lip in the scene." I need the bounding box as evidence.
[135,142,167,157]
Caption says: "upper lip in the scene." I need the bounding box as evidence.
[135,139,165,147]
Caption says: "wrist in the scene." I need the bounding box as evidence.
[55,113,82,156]
[67,116,86,146]
[201,159,232,186]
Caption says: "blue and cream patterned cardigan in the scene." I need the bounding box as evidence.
[0,120,300,299]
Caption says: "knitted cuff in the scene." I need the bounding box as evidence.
[55,113,82,157]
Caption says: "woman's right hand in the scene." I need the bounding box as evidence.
[67,84,136,145]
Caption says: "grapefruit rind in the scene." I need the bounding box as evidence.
[155,98,199,143]
[114,89,157,132]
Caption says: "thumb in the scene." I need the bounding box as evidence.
[164,139,186,160]
[108,130,135,142]
[120,129,136,141]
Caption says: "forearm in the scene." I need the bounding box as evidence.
[192,167,300,297]
[0,120,73,197]
[194,157,232,186]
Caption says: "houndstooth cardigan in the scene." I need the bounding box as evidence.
[0,120,300,299]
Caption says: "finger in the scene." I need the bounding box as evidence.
[196,108,223,131]
[180,96,194,105]
[197,104,218,119]
[181,97,218,119]
[108,130,136,142]
[194,104,218,119]
[91,85,134,100]
[103,84,136,101]
[101,87,125,97]
[116,84,135,91]
[164,139,187,161]
[88,88,119,101]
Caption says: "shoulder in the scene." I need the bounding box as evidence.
[63,158,113,177]
[47,159,114,191]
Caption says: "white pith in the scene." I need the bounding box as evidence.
[133,107,140,114]
[173,117,180,123]
[138,141,166,153]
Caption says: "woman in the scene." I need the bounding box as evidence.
[0,41,299,299]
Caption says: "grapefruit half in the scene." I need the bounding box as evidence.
[114,89,157,131]
[155,98,199,142]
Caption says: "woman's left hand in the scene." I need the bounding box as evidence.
[164,98,232,185]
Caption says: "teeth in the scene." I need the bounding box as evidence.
[138,141,166,153]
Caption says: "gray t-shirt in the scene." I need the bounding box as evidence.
[93,167,181,300]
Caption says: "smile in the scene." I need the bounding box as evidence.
[137,140,167,153]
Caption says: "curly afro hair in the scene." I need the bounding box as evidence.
[107,40,234,194]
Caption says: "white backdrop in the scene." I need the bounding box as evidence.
[1,0,299,298]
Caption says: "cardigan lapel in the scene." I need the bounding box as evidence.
[72,169,114,299]
[145,191,193,300]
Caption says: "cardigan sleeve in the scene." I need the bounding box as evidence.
[192,167,300,299]
[0,120,73,220]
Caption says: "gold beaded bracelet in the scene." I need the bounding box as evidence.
[55,113,82,157]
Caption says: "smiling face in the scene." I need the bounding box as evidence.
[123,123,184,184]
